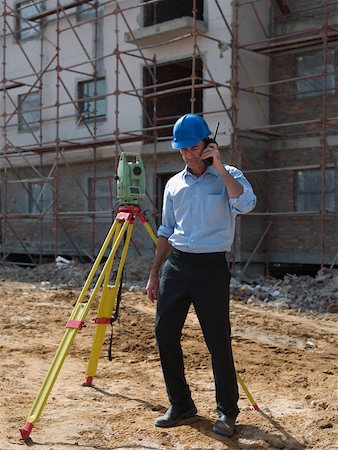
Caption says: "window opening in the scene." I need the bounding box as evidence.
[16,0,44,41]
[296,50,335,99]
[143,0,203,27]
[78,78,106,122]
[18,91,40,131]
[143,58,203,138]
[295,169,335,212]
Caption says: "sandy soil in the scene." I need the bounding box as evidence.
[0,279,337,450]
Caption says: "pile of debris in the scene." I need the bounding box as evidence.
[230,268,338,314]
[0,255,152,290]
[0,260,91,287]
[1,259,337,314]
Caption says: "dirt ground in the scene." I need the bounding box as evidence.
[0,279,337,450]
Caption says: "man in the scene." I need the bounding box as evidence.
[146,113,256,437]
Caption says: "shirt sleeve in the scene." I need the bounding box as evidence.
[226,166,257,214]
[157,181,175,238]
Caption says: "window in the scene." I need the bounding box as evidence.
[16,0,44,41]
[76,0,104,21]
[144,0,203,27]
[28,182,53,214]
[88,176,115,212]
[143,58,203,138]
[18,91,40,131]
[78,78,106,122]
[296,50,335,100]
[296,169,335,212]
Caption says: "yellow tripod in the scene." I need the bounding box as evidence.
[19,205,157,440]
[19,204,260,441]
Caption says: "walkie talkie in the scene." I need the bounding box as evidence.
[203,122,220,167]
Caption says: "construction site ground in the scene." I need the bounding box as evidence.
[1,278,337,450]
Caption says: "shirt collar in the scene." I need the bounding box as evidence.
[183,165,218,178]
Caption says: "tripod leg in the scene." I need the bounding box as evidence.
[236,370,260,411]
[142,220,158,245]
[19,219,130,440]
[85,222,134,385]
[71,219,120,309]
[19,301,89,440]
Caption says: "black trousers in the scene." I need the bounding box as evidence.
[155,248,239,417]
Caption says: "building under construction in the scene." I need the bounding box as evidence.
[0,0,337,276]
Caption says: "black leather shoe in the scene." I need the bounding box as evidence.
[154,405,197,428]
[212,414,237,437]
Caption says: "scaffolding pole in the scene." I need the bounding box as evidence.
[231,0,337,271]
[0,0,234,264]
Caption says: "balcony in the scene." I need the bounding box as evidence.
[125,16,207,47]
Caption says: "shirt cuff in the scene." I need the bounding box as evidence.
[157,225,174,238]
[229,188,257,213]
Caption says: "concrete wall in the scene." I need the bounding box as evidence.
[237,0,270,130]
[1,0,234,150]
[0,0,238,259]
[1,1,337,270]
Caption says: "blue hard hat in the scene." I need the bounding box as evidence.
[171,114,211,149]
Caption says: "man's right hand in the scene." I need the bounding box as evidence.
[146,274,159,302]
[146,236,172,302]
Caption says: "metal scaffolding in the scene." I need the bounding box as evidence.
[0,0,337,270]
[0,0,234,264]
[232,0,338,270]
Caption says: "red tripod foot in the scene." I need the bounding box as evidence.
[19,422,33,440]
[83,376,93,387]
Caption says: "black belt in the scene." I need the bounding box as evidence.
[171,247,226,262]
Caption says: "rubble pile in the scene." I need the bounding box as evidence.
[0,261,93,287]
[0,255,152,290]
[1,259,337,314]
[230,268,338,314]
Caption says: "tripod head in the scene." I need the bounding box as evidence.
[116,152,145,205]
